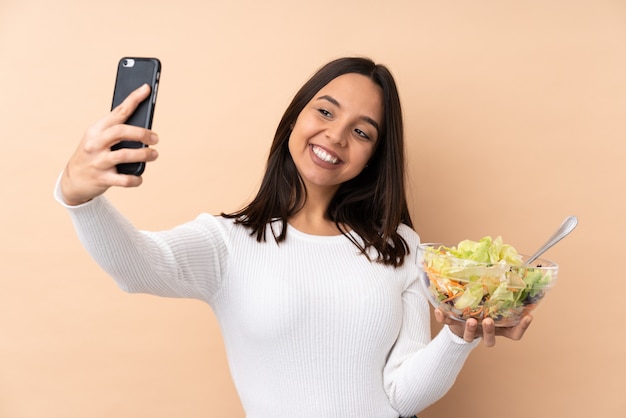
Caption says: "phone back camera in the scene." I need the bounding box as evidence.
[122,59,135,68]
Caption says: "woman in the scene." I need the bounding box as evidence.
[55,57,532,417]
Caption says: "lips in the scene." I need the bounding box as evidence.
[311,144,341,165]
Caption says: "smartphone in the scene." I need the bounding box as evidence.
[110,57,161,175]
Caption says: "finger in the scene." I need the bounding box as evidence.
[434,308,446,324]
[83,125,158,161]
[434,309,458,327]
[88,84,151,135]
[481,318,496,347]
[98,124,159,150]
[108,83,152,125]
[498,315,533,341]
[101,169,145,188]
[108,146,159,168]
[435,309,466,339]
[463,318,479,343]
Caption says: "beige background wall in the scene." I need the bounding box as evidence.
[1,0,624,417]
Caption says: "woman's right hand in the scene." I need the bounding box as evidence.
[60,84,160,206]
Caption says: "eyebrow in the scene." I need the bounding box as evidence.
[316,94,380,134]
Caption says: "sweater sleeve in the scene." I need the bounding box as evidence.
[383,226,479,416]
[54,177,229,303]
[383,277,479,416]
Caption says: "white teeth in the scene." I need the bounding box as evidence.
[312,145,339,164]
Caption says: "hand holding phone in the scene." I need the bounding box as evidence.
[60,84,159,206]
[110,57,161,175]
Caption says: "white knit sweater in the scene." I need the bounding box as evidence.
[55,184,478,418]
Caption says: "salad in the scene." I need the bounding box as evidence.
[418,236,556,326]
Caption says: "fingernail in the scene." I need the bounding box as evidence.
[150,133,158,143]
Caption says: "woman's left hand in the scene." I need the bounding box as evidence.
[434,308,533,347]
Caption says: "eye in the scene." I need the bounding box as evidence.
[354,128,371,140]
[317,108,332,117]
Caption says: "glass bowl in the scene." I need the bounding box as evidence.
[417,243,558,327]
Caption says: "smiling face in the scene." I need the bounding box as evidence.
[288,73,383,197]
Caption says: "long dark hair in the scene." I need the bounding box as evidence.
[222,57,413,267]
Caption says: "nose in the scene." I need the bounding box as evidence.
[325,123,348,147]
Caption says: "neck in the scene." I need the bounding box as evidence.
[289,185,341,236]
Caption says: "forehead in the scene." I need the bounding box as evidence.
[315,73,383,123]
